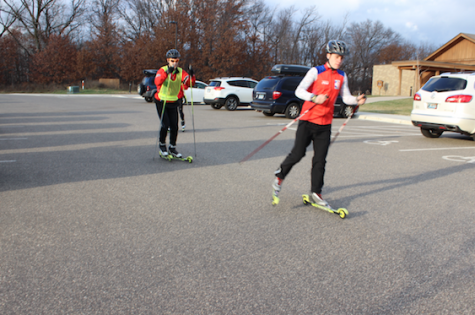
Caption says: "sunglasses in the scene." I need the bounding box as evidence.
[169,59,180,62]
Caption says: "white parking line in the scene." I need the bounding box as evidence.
[400,146,475,152]
[0,160,16,163]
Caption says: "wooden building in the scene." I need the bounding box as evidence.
[372,33,475,96]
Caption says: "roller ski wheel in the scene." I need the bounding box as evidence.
[170,155,193,163]
[159,152,172,161]
[302,194,348,219]
[272,192,280,206]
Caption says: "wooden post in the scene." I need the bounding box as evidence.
[398,68,402,96]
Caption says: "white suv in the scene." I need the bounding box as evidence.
[204,77,258,111]
[411,72,475,140]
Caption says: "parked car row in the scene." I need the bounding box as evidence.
[137,64,359,119]
[138,66,475,141]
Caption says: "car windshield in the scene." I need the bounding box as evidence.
[422,77,467,92]
[209,81,221,87]
[255,77,279,90]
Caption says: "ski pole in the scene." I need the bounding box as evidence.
[239,102,318,163]
[153,72,172,159]
[330,95,365,145]
[189,65,197,157]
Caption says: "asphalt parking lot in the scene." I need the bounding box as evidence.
[1,94,475,314]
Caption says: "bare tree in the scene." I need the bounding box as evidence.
[245,0,275,46]
[267,6,294,64]
[0,1,18,38]
[415,41,438,60]
[2,0,86,53]
[288,6,319,64]
[345,19,402,93]
[119,0,165,40]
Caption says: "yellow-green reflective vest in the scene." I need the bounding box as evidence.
[158,66,182,102]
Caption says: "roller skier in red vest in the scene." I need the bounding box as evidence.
[272,40,366,207]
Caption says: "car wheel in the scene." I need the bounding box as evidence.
[421,128,443,138]
[285,103,300,119]
[144,97,153,102]
[342,105,355,118]
[263,112,275,117]
[211,104,223,110]
[224,96,239,111]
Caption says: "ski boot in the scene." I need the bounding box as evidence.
[272,177,283,205]
[168,145,183,158]
[302,193,348,219]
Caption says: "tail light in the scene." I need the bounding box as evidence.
[214,87,225,91]
[414,93,421,101]
[273,91,282,99]
[446,95,472,103]
[146,86,150,91]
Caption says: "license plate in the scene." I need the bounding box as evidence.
[427,103,438,109]
[257,93,265,100]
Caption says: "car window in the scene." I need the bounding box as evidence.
[226,80,241,87]
[255,77,279,90]
[209,81,221,87]
[248,81,257,88]
[422,77,467,92]
[281,77,303,91]
[195,82,206,89]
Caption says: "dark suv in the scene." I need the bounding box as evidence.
[137,70,157,102]
[251,64,357,119]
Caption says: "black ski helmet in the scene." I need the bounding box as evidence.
[166,49,181,59]
[326,40,349,56]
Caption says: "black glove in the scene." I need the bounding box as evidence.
[167,66,175,75]
[188,65,194,77]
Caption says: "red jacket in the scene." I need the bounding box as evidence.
[296,63,357,125]
[154,66,196,101]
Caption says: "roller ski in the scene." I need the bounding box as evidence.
[169,155,193,163]
[271,177,282,205]
[168,145,193,163]
[302,193,348,219]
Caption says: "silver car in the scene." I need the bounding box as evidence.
[411,72,475,140]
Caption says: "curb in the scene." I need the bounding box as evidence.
[354,113,412,126]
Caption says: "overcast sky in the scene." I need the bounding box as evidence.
[264,0,475,47]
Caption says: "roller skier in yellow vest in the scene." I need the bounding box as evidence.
[154,49,195,158]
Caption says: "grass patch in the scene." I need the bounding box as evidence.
[362,98,413,116]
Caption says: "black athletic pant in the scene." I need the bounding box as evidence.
[276,120,331,194]
[178,101,185,122]
[155,99,180,146]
